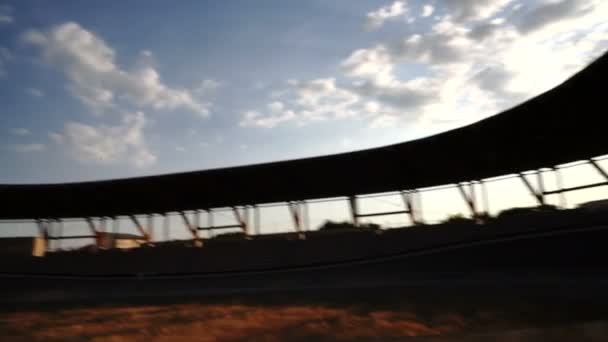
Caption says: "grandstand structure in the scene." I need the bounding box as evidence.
[1,52,607,248]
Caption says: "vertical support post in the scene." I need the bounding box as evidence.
[35,219,49,255]
[302,201,310,231]
[480,180,489,215]
[349,196,359,226]
[553,166,567,208]
[414,190,423,224]
[195,210,200,230]
[244,207,250,232]
[253,205,261,235]
[47,220,54,251]
[146,214,154,242]
[56,219,63,251]
[100,217,107,233]
[288,202,302,232]
[208,209,214,238]
[163,214,170,242]
[112,217,119,234]
[537,170,545,206]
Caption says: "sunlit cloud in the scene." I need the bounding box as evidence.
[23,22,213,117]
[52,111,157,168]
[365,1,409,31]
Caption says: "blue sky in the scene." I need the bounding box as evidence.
[0,0,607,184]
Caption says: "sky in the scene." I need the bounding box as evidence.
[0,0,606,184]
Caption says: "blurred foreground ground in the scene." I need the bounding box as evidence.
[2,285,608,341]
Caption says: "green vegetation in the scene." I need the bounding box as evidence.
[318,220,380,231]
[496,204,558,219]
[212,231,247,240]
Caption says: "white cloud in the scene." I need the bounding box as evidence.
[517,0,595,34]
[0,5,13,24]
[23,22,210,116]
[26,87,45,97]
[12,144,46,153]
[48,132,63,144]
[240,79,363,128]
[194,78,222,94]
[57,111,157,168]
[366,1,409,31]
[11,128,30,136]
[244,0,608,130]
[422,4,435,17]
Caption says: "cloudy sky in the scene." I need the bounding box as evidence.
[0,0,607,184]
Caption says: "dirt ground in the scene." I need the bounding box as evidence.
[2,285,608,341]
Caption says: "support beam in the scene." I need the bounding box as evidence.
[198,224,243,231]
[590,159,608,181]
[543,181,608,195]
[129,215,151,242]
[400,191,416,225]
[356,210,410,218]
[85,217,98,235]
[232,207,249,235]
[85,217,101,248]
[519,173,545,205]
[348,196,359,226]
[288,201,302,232]
[47,235,96,240]
[179,211,202,245]
[457,182,477,217]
